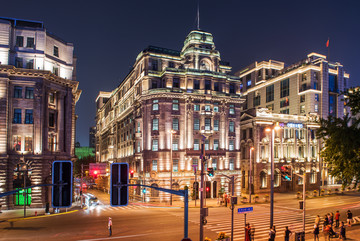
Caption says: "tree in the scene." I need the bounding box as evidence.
[317,88,360,188]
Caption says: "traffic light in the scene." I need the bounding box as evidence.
[280,165,292,181]
[92,170,99,178]
[142,188,146,194]
[130,170,134,178]
[110,163,129,206]
[52,160,73,208]
[207,167,214,177]
[206,186,210,192]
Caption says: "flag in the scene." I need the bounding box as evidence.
[326,39,329,48]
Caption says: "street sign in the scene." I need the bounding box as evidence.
[238,207,253,214]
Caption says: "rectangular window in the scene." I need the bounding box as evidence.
[192,159,198,169]
[53,46,59,57]
[212,159,217,170]
[205,105,211,111]
[229,140,234,151]
[229,158,234,170]
[300,105,305,114]
[49,113,55,127]
[194,80,200,89]
[26,37,35,48]
[26,59,34,69]
[329,94,337,117]
[266,84,274,102]
[194,104,200,111]
[172,118,179,130]
[13,136,21,151]
[137,122,141,133]
[16,36,24,47]
[214,119,219,131]
[25,109,33,124]
[329,74,338,92]
[137,141,141,152]
[194,139,200,150]
[152,99,159,111]
[280,78,290,98]
[205,118,211,130]
[14,86,22,98]
[205,80,211,90]
[49,92,55,104]
[247,80,252,87]
[151,59,158,71]
[25,87,34,99]
[15,57,23,68]
[48,135,57,151]
[173,78,180,88]
[173,139,179,151]
[229,121,234,132]
[173,159,179,172]
[229,104,235,114]
[152,139,158,151]
[214,82,219,91]
[300,95,305,103]
[280,98,289,108]
[204,139,209,150]
[229,84,235,94]
[315,94,319,102]
[172,99,179,110]
[13,109,22,124]
[280,109,289,114]
[194,118,200,130]
[151,80,158,89]
[152,160,158,171]
[25,136,32,151]
[213,103,219,112]
[315,104,319,112]
[254,95,261,106]
[53,66,59,76]
[152,118,159,131]
[213,139,219,150]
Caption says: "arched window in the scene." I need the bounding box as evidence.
[151,183,159,197]
[310,169,317,184]
[274,170,280,187]
[260,171,267,188]
[172,183,180,191]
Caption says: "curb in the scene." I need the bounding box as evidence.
[5,209,79,222]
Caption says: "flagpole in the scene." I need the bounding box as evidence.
[327,38,330,61]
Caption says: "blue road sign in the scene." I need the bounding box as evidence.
[238,207,253,214]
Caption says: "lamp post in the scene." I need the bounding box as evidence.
[265,123,280,228]
[249,147,254,203]
[170,129,176,206]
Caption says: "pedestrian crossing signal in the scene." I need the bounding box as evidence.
[207,167,214,177]
[280,165,292,181]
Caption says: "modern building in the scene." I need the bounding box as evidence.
[237,52,350,189]
[0,17,81,208]
[89,126,96,148]
[96,30,245,202]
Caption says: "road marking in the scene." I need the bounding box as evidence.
[77,233,149,241]
[6,210,78,222]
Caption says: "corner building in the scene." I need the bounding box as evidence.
[0,17,81,208]
[96,30,245,202]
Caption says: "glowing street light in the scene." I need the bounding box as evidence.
[249,146,255,203]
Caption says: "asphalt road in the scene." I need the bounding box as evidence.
[0,191,359,241]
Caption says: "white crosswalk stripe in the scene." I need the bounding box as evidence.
[195,209,317,240]
[90,204,150,212]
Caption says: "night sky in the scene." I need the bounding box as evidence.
[2,0,360,146]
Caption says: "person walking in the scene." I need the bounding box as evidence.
[268,226,276,241]
[108,217,113,237]
[346,210,352,227]
[335,211,340,228]
[313,224,320,241]
[315,215,321,226]
[245,223,251,241]
[284,226,292,241]
[339,221,346,240]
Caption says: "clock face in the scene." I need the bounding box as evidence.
[200,60,210,70]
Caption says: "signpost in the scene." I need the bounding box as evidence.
[238,207,254,232]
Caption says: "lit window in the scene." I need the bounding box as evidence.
[213,103,219,112]
[25,136,32,151]
[173,160,179,172]
[229,140,234,151]
[13,109,22,124]
[315,104,318,112]
[13,136,21,151]
[14,86,22,98]
[25,109,33,124]
[25,87,34,99]
[229,158,234,170]
[205,105,211,111]
[229,121,235,132]
[152,160,158,171]
[229,105,235,114]
[194,139,199,150]
[214,119,219,131]
[152,119,158,131]
[152,100,159,111]
[315,94,319,102]
[194,104,200,111]
[173,139,179,151]
[172,118,179,130]
[213,139,219,150]
[172,99,179,110]
[212,159,217,170]
[205,139,209,150]
[194,119,200,130]
[152,139,158,151]
[300,105,305,114]
[205,118,211,130]
[260,171,267,188]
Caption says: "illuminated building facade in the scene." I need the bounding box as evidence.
[96,30,245,202]
[0,17,81,208]
[240,108,321,194]
[237,53,350,189]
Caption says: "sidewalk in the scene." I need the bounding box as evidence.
[301,223,360,241]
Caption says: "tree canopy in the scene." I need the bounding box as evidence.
[317,88,360,188]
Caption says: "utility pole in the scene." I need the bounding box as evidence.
[303,173,306,232]
[230,176,235,241]
[270,128,274,228]
[23,164,27,218]
[249,147,254,203]
[199,136,206,241]
[80,163,83,208]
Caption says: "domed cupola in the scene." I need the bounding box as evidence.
[181,30,221,71]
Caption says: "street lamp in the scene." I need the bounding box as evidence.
[249,146,254,203]
[265,123,280,228]
[170,129,176,206]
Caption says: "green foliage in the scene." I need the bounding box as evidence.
[317,89,360,189]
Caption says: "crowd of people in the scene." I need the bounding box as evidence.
[243,210,354,241]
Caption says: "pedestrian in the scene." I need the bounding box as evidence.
[268,225,276,241]
[108,217,112,236]
[313,224,320,241]
[346,210,352,227]
[323,215,329,229]
[323,224,331,241]
[330,212,334,226]
[245,223,251,241]
[315,215,321,226]
[339,221,346,240]
[224,193,228,207]
[284,226,292,241]
[335,211,340,228]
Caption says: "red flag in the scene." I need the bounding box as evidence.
[326,39,329,48]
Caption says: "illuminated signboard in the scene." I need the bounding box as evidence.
[279,122,304,129]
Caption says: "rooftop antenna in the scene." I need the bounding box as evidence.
[197,0,200,30]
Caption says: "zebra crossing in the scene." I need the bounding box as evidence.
[199,208,317,240]
[87,204,150,212]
